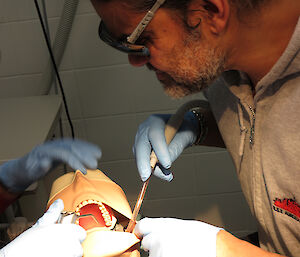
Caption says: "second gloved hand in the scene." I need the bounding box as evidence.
[0,138,101,192]
[0,199,86,257]
[133,112,199,182]
[135,217,223,257]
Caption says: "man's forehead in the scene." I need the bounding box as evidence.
[91,0,144,39]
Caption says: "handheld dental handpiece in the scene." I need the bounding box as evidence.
[126,99,208,233]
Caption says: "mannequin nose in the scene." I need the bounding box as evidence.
[128,54,149,67]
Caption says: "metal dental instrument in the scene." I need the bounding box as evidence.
[126,100,207,233]
[125,178,149,233]
[58,211,79,224]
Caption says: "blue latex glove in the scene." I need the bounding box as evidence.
[0,138,101,192]
[0,199,86,257]
[133,112,199,182]
[134,217,223,257]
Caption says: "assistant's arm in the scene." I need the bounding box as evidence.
[0,138,101,213]
[135,218,287,257]
[217,230,285,257]
[0,183,20,213]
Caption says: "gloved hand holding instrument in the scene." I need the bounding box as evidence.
[127,100,209,233]
[133,100,209,182]
[0,199,86,257]
[130,100,223,257]
[135,217,223,257]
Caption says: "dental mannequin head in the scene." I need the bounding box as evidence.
[47,169,140,257]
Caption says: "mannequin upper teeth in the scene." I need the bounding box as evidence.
[75,199,113,227]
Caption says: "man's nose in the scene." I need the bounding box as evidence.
[128,54,149,67]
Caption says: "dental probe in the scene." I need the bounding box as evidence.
[126,99,209,233]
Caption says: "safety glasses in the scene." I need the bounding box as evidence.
[98,0,166,56]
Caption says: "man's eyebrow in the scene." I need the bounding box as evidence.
[118,30,153,42]
[140,31,153,37]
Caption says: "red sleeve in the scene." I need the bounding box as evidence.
[0,183,21,213]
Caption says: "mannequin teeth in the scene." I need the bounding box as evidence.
[107,216,117,230]
[75,199,116,228]
[75,199,103,213]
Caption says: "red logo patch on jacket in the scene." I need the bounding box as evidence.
[273,198,300,222]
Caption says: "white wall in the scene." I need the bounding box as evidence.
[0,0,256,237]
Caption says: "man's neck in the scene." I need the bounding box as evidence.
[226,0,300,86]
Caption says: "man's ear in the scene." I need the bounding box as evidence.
[187,0,230,34]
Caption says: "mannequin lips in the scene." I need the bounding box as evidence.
[75,200,117,231]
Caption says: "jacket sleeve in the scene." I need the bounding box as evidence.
[0,182,20,213]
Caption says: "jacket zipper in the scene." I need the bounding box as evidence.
[247,104,256,146]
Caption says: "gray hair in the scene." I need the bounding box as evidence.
[100,0,268,13]
[97,0,268,23]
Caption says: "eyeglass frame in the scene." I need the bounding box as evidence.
[98,0,166,56]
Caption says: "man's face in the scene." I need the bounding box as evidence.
[92,0,226,98]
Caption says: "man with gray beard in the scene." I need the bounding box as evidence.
[91,0,300,256]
